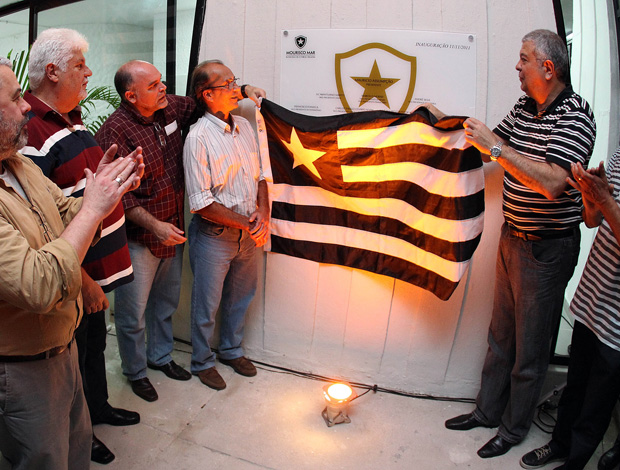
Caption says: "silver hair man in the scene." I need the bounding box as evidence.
[522,29,570,84]
[28,28,89,91]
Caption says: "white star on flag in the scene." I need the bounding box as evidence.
[283,127,326,179]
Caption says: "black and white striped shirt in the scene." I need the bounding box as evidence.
[571,148,620,351]
[495,87,596,233]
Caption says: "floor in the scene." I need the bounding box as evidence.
[93,327,615,470]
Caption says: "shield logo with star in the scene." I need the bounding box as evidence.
[335,42,416,113]
[295,35,307,49]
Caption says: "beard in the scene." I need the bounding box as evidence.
[0,112,29,158]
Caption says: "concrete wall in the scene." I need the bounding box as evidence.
[172,0,559,398]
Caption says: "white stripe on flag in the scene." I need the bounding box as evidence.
[270,183,483,243]
[342,163,484,197]
[271,218,469,282]
[337,121,470,151]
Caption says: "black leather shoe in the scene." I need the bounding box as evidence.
[92,406,140,426]
[445,412,492,431]
[91,435,115,464]
[478,434,514,459]
[130,377,158,402]
[599,440,620,470]
[148,360,192,381]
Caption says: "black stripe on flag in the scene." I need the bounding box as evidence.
[259,99,484,301]
[270,235,459,301]
[272,202,482,263]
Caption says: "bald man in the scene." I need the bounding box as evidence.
[96,60,265,401]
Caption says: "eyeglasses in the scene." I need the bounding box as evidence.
[205,77,240,90]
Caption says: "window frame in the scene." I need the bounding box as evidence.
[0,0,206,95]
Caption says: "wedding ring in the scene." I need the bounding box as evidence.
[114,176,124,186]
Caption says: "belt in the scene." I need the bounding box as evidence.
[508,226,579,242]
[0,340,72,363]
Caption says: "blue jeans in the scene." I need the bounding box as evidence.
[473,223,580,443]
[188,215,257,374]
[114,241,183,381]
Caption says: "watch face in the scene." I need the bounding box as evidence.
[491,145,501,157]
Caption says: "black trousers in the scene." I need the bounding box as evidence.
[552,321,620,469]
[75,309,110,421]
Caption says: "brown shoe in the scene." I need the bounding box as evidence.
[219,356,257,377]
[197,367,226,390]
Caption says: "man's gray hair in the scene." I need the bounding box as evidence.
[29,28,89,91]
[522,29,570,85]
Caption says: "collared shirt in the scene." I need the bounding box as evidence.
[494,86,596,233]
[571,147,620,351]
[183,112,262,218]
[21,92,133,292]
[96,95,197,258]
[0,154,85,356]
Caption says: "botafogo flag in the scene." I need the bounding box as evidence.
[256,99,484,301]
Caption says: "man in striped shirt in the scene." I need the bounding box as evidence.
[520,153,620,469]
[21,28,140,464]
[182,60,269,391]
[444,29,596,460]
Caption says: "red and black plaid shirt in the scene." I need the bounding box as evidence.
[96,95,197,258]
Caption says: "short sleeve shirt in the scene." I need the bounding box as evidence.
[494,86,596,233]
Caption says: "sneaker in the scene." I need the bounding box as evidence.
[520,444,567,469]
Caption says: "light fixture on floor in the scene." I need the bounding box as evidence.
[322,382,357,427]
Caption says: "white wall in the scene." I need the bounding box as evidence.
[178,0,561,398]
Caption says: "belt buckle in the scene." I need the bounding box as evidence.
[510,228,541,241]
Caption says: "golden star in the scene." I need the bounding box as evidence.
[351,60,399,108]
[283,127,326,179]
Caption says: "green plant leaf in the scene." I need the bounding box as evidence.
[9,48,30,92]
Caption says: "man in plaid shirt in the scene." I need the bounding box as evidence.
[96,60,264,402]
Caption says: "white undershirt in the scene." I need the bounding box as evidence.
[0,164,29,202]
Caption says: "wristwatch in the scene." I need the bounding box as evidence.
[489,142,503,161]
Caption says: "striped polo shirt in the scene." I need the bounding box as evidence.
[21,92,133,293]
[570,148,620,351]
[495,86,596,233]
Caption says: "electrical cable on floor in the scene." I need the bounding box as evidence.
[250,358,476,403]
[532,403,558,434]
[349,385,376,402]
[112,330,475,405]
